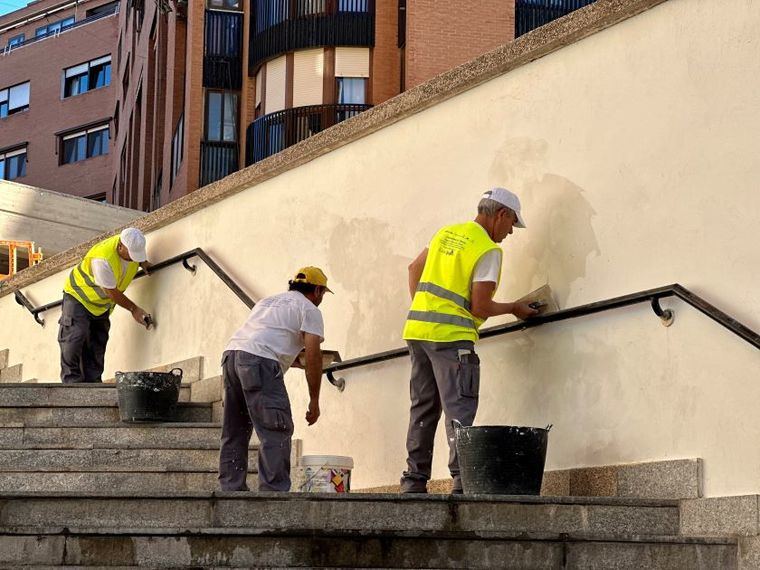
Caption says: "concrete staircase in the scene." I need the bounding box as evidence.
[0,366,753,567]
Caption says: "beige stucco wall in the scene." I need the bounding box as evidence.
[2,0,759,496]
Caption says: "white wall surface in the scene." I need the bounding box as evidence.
[2,0,759,495]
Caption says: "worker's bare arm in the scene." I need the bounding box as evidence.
[303,332,322,425]
[408,248,429,299]
[104,288,150,326]
[470,281,538,321]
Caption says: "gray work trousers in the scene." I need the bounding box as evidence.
[58,293,111,384]
[218,350,294,492]
[400,340,480,493]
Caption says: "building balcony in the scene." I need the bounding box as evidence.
[250,0,375,73]
[246,103,371,165]
[515,0,597,37]
[204,10,244,89]
[200,140,239,187]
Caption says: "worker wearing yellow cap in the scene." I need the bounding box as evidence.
[219,267,332,492]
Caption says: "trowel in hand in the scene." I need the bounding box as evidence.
[515,284,558,317]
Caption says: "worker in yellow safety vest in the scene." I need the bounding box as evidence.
[400,188,538,494]
[59,228,152,383]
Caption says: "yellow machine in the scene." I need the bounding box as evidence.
[0,240,43,280]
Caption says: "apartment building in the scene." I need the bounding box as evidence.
[0,0,543,209]
[0,0,119,200]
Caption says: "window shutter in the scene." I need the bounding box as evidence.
[292,49,324,107]
[335,47,369,78]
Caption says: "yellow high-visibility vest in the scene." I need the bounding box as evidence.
[403,221,501,343]
[63,235,139,316]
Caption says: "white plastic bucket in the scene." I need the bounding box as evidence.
[297,455,354,493]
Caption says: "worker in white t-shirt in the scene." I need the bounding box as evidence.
[219,267,331,492]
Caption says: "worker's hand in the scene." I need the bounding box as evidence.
[131,306,151,327]
[140,261,153,275]
[306,399,320,426]
[512,302,540,320]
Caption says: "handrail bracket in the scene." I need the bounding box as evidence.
[182,258,197,274]
[651,297,675,327]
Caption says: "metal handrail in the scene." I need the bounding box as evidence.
[13,248,254,327]
[12,248,351,390]
[322,284,760,389]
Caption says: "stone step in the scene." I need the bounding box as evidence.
[0,448,254,472]
[0,472,231,493]
[0,383,191,406]
[0,423,244,449]
[0,403,212,426]
[0,349,8,370]
[0,493,681,537]
[0,529,738,568]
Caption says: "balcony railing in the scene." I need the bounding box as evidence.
[1,5,119,54]
[200,140,239,187]
[250,0,375,72]
[246,103,371,165]
[515,0,596,37]
[204,10,244,89]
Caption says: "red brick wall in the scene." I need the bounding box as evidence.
[405,0,514,90]
[371,0,401,105]
[0,9,117,199]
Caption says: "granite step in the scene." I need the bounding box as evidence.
[0,448,253,472]
[0,403,212,426]
[0,423,243,449]
[0,529,738,569]
[0,493,681,537]
[0,383,191,406]
[0,472,231,493]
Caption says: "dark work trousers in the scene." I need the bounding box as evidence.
[218,350,295,492]
[400,339,480,493]
[58,293,111,384]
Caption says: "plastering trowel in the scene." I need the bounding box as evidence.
[515,284,558,317]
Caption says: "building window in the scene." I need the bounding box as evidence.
[338,0,369,12]
[60,125,110,164]
[171,114,184,184]
[35,17,75,38]
[0,82,30,118]
[0,147,27,181]
[336,77,366,104]
[63,56,112,98]
[205,91,238,142]
[207,0,242,10]
[86,1,120,18]
[7,34,24,48]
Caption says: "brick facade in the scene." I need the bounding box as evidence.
[0,0,118,200]
[405,0,515,90]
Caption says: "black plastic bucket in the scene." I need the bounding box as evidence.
[115,368,183,422]
[454,421,552,495]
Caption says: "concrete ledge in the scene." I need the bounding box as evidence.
[359,459,703,500]
[0,349,8,370]
[190,375,222,403]
[0,0,668,298]
[680,495,760,537]
[0,402,212,426]
[0,531,738,569]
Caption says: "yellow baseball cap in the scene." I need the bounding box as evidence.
[293,266,333,293]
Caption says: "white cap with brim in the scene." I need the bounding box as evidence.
[120,227,147,262]
[481,187,526,228]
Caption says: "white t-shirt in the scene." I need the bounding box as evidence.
[472,249,502,283]
[225,290,325,372]
[91,258,129,289]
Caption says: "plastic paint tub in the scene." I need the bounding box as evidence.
[297,455,354,493]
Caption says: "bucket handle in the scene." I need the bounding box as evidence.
[545,424,553,432]
[170,368,183,379]
[298,462,344,492]
[451,419,464,432]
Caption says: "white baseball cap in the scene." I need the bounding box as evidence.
[481,187,526,228]
[119,228,147,262]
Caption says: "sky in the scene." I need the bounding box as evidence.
[0,1,29,17]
